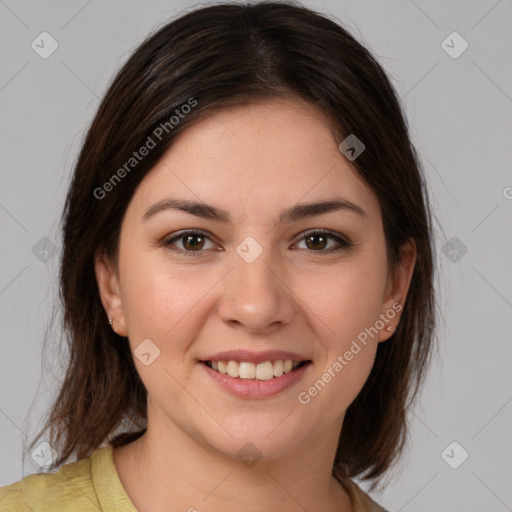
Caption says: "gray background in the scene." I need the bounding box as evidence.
[1,0,511,510]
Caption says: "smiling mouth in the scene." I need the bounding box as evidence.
[202,360,311,380]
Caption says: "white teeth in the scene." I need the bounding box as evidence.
[226,361,239,378]
[239,362,256,379]
[255,361,274,380]
[207,359,305,380]
[273,360,284,377]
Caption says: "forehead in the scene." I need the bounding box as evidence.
[129,99,381,224]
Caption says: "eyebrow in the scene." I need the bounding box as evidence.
[142,197,368,224]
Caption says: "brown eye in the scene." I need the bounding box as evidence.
[163,229,352,258]
[305,233,328,251]
[295,230,352,255]
[163,230,216,257]
[181,234,205,251]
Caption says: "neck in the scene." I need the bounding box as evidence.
[113,416,353,512]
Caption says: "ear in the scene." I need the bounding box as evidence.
[378,238,416,342]
[94,249,128,337]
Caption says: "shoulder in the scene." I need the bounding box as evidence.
[0,479,30,511]
[0,451,100,512]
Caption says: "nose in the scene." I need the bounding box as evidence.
[217,243,296,335]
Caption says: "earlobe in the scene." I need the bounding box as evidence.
[94,250,128,337]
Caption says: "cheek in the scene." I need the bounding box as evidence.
[119,262,209,397]
[298,282,380,419]
[298,258,387,343]
[294,254,386,408]
[119,250,215,348]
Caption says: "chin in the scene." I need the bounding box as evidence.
[197,413,311,464]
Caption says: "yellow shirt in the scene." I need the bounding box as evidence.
[0,444,388,511]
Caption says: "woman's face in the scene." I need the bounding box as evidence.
[96,99,415,462]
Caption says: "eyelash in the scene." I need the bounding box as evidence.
[162,229,353,257]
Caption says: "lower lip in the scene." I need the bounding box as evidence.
[200,362,311,399]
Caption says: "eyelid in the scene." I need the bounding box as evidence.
[162,229,219,256]
[295,228,351,245]
[292,229,352,255]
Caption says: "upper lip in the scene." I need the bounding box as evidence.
[200,349,311,364]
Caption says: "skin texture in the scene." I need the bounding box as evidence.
[95,99,416,512]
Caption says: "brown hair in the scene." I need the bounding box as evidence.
[27,0,438,490]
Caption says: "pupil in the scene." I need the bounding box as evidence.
[307,234,326,250]
[184,235,203,250]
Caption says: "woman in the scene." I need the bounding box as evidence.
[0,2,437,511]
